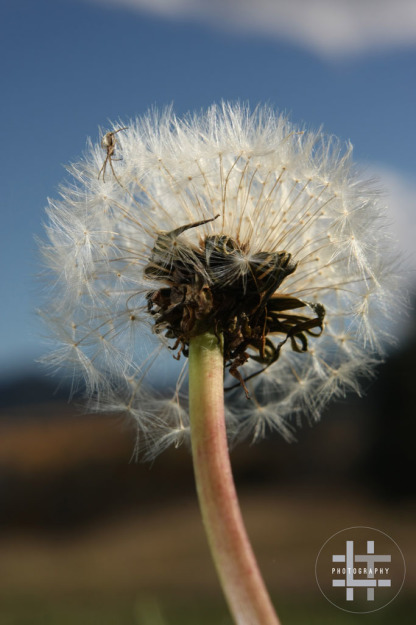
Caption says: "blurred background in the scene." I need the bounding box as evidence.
[1,1,415,623]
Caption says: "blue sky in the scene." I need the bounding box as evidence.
[1,0,416,379]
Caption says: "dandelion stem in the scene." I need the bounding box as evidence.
[188,330,281,625]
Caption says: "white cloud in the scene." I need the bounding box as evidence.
[366,165,416,341]
[370,165,416,277]
[87,0,416,58]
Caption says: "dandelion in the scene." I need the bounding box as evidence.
[40,103,401,625]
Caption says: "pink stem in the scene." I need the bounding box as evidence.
[188,331,281,625]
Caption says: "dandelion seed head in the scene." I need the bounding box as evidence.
[40,103,403,457]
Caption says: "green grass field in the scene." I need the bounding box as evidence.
[0,595,415,625]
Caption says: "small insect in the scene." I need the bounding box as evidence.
[98,127,128,183]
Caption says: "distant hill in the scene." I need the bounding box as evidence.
[0,372,76,411]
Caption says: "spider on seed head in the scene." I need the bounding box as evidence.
[98,127,128,183]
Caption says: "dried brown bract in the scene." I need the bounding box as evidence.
[145,218,325,398]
